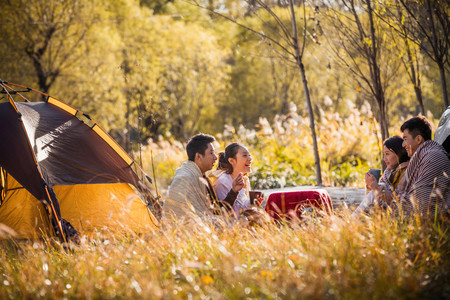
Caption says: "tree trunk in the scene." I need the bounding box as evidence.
[424,0,449,108]
[414,85,424,114]
[367,0,389,141]
[125,93,131,153]
[438,63,449,108]
[26,50,50,100]
[405,38,425,114]
[122,52,132,153]
[378,96,389,142]
[298,62,322,186]
[289,0,322,186]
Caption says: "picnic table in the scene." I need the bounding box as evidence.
[260,186,365,207]
[257,186,365,220]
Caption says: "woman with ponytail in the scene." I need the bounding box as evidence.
[212,143,253,214]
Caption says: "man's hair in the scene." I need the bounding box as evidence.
[400,116,432,141]
[186,133,215,161]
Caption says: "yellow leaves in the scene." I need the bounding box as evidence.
[260,270,274,280]
[363,37,372,47]
[288,254,301,264]
[201,275,214,285]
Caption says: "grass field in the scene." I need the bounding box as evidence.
[1,207,449,299]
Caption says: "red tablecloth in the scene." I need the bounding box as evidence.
[265,189,333,220]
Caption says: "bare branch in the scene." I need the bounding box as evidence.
[189,0,296,58]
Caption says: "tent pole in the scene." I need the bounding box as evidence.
[43,185,68,244]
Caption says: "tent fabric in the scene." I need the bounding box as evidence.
[0,174,52,239]
[0,173,158,237]
[0,102,48,201]
[0,102,65,241]
[16,102,142,188]
[56,183,158,233]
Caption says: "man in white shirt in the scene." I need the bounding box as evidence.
[162,134,243,220]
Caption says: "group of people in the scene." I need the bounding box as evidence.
[162,115,450,223]
[354,116,450,217]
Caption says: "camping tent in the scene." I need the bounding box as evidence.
[435,106,450,155]
[0,80,160,241]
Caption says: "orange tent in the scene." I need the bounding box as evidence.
[0,81,160,240]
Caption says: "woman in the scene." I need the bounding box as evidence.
[212,143,253,215]
[353,136,410,216]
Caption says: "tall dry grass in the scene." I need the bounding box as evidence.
[1,209,448,299]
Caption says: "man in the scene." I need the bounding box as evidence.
[397,116,450,216]
[162,133,244,221]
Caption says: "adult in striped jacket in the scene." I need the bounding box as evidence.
[397,116,450,217]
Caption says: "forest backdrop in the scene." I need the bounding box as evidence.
[1,0,448,188]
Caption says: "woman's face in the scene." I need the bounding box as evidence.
[383,145,399,169]
[229,147,252,174]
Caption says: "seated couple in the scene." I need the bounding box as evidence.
[162,133,256,222]
[354,116,450,217]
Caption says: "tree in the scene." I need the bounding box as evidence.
[320,0,400,142]
[191,0,324,185]
[219,28,302,128]
[390,0,449,109]
[0,0,99,95]
[398,22,425,115]
[107,0,160,153]
[379,1,425,114]
[121,16,230,141]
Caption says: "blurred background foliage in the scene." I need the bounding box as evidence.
[0,0,447,188]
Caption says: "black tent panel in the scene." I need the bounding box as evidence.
[16,102,142,189]
[0,102,47,200]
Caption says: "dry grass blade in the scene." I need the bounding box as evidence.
[1,208,448,299]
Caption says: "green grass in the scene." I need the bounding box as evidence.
[1,209,449,299]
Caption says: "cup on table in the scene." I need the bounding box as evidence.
[249,191,263,206]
